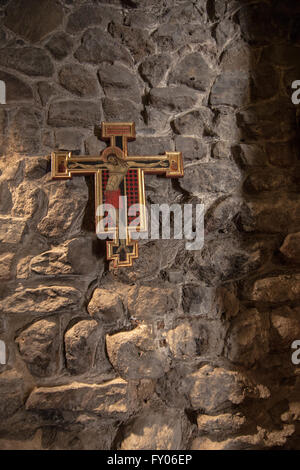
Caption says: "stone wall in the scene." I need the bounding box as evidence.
[0,0,299,450]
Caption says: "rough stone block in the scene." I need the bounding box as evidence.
[45,32,73,60]
[108,22,155,63]
[66,5,122,34]
[88,288,124,322]
[139,54,171,87]
[149,86,201,112]
[119,410,185,450]
[106,324,171,380]
[48,100,101,128]
[5,0,63,43]
[64,320,99,374]
[179,161,241,195]
[0,48,53,77]
[59,64,99,97]
[280,233,300,263]
[26,378,133,419]
[38,178,88,238]
[16,320,59,377]
[1,286,82,316]
[169,53,214,91]
[0,217,26,244]
[247,274,300,303]
[74,29,132,66]
[98,64,141,104]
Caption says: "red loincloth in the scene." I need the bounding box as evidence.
[104,189,123,209]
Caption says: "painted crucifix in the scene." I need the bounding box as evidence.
[51,122,184,268]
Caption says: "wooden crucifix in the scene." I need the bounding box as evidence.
[51,122,184,268]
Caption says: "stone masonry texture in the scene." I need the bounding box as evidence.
[0,0,299,450]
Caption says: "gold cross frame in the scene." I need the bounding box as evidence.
[51,122,184,268]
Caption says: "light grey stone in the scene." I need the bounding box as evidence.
[98,64,140,103]
[172,108,214,136]
[108,22,155,63]
[139,54,171,87]
[175,136,207,161]
[169,53,214,91]
[102,98,143,125]
[48,100,102,128]
[149,86,201,112]
[179,161,241,194]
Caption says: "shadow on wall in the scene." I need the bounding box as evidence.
[214,0,300,450]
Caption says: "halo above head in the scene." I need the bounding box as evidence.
[101,146,124,162]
